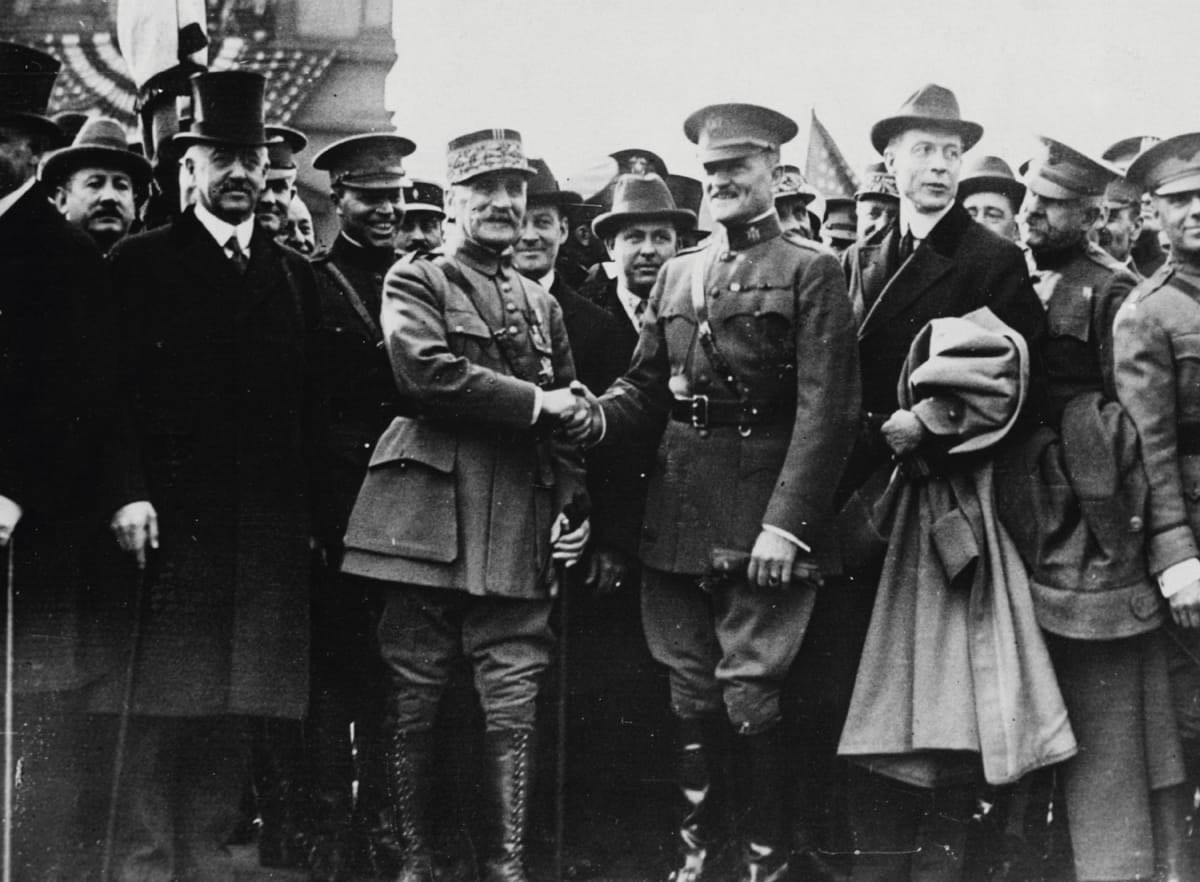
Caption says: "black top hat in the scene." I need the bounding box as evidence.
[0,42,63,142]
[39,116,152,191]
[173,71,272,148]
[870,83,983,155]
[527,158,582,207]
[592,173,696,240]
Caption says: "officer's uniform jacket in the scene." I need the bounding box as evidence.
[599,212,861,574]
[341,237,585,597]
[1114,262,1200,577]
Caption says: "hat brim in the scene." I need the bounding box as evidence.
[403,202,446,218]
[592,208,697,240]
[528,190,583,207]
[172,132,273,149]
[40,144,153,190]
[1150,172,1200,198]
[775,191,817,207]
[0,111,62,144]
[1025,174,1083,202]
[452,165,538,186]
[870,116,983,155]
[957,175,1025,206]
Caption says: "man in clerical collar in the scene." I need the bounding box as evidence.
[340,126,589,882]
[567,102,860,882]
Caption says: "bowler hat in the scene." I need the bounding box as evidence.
[0,42,62,142]
[39,115,151,191]
[1024,136,1117,201]
[265,124,307,177]
[1126,133,1200,198]
[684,103,798,163]
[402,178,446,217]
[313,132,415,189]
[527,158,582,207]
[173,71,272,148]
[592,173,696,240]
[870,83,982,155]
[957,154,1025,207]
[446,128,534,185]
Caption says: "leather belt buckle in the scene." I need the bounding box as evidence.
[690,394,709,430]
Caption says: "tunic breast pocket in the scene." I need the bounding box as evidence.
[1047,290,1092,343]
[444,309,496,360]
[1173,333,1200,424]
[720,287,795,361]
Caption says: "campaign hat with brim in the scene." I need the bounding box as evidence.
[313,132,414,189]
[0,42,63,142]
[685,103,798,163]
[610,148,669,178]
[402,178,446,217]
[39,115,151,191]
[774,165,815,204]
[173,71,273,148]
[1127,133,1200,198]
[870,83,983,155]
[527,157,582,207]
[265,124,308,178]
[592,173,695,239]
[957,154,1025,205]
[446,128,535,185]
[1024,136,1118,201]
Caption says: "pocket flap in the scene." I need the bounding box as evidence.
[368,418,456,473]
[1047,289,1092,342]
[931,507,980,585]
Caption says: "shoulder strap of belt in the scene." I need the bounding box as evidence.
[690,247,752,402]
[1167,266,1200,301]
[323,259,382,341]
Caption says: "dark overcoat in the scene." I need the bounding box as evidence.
[0,182,113,693]
[96,209,324,718]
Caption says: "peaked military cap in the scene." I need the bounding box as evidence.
[39,115,151,190]
[855,161,899,201]
[527,157,582,207]
[684,103,798,163]
[1126,133,1200,197]
[958,154,1025,206]
[446,128,535,185]
[265,124,307,177]
[823,196,857,242]
[0,42,62,142]
[173,71,272,148]
[870,83,982,155]
[1024,136,1118,200]
[1102,135,1161,172]
[402,178,446,217]
[313,133,415,189]
[592,173,695,239]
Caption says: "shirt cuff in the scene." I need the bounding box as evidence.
[1158,557,1200,598]
[762,524,811,554]
[531,387,543,425]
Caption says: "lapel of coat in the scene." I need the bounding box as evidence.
[237,226,280,324]
[174,209,245,297]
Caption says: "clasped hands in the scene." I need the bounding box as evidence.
[541,381,604,446]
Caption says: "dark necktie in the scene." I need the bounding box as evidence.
[226,235,248,274]
[633,296,648,326]
[899,230,915,262]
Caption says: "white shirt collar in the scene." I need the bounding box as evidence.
[602,261,619,280]
[194,201,255,255]
[899,197,953,241]
[616,281,646,329]
[538,269,557,292]
[0,178,36,222]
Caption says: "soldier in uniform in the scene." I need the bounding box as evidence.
[339,127,589,882]
[957,154,1024,242]
[40,115,152,253]
[256,124,307,247]
[395,178,445,256]
[773,164,818,241]
[1103,136,1167,278]
[854,162,899,240]
[568,103,860,882]
[306,132,415,880]
[1116,134,1200,881]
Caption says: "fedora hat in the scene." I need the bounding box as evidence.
[527,157,582,207]
[592,173,695,239]
[173,71,272,148]
[957,154,1025,206]
[39,115,151,191]
[0,42,62,143]
[870,83,983,155]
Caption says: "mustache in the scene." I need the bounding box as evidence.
[480,210,519,224]
[88,203,126,220]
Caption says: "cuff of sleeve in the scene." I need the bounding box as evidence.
[531,386,544,426]
[762,524,812,554]
[910,398,964,437]
[1159,557,1200,599]
[1149,525,1200,576]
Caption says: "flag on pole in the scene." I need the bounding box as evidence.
[117,0,208,92]
[805,111,859,198]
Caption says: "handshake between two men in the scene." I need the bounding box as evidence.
[540,381,604,446]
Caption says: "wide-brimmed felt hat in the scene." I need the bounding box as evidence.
[402,178,446,217]
[265,124,308,177]
[313,132,414,189]
[592,173,696,239]
[173,71,272,148]
[957,154,1025,206]
[610,148,669,178]
[1127,133,1200,198]
[0,42,62,143]
[870,83,983,155]
[446,128,535,185]
[527,157,582,207]
[684,103,798,163]
[1024,136,1118,201]
[39,115,151,191]
[773,165,815,205]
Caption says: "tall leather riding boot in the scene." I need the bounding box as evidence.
[1152,784,1192,882]
[481,728,536,882]
[740,726,789,882]
[387,727,436,882]
[669,716,728,882]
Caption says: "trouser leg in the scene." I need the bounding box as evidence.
[108,716,176,882]
[174,716,252,882]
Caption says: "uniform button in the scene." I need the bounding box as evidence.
[363,442,372,449]
[454,324,464,332]
[501,283,512,292]
[506,302,518,312]
[509,325,520,335]
[730,282,742,293]
[1129,516,1144,532]
[695,375,710,388]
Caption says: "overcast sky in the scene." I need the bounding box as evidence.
[386,0,1198,189]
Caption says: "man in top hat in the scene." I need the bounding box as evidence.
[40,115,152,253]
[1115,134,1200,882]
[395,177,445,255]
[836,84,1048,882]
[339,127,589,882]
[822,196,858,252]
[304,130,417,881]
[773,164,818,241]
[1105,135,1167,278]
[0,40,119,882]
[855,161,900,240]
[568,102,860,882]
[256,123,307,245]
[957,154,1024,242]
[100,69,326,882]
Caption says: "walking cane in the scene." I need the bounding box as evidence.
[99,560,150,882]
[3,539,15,882]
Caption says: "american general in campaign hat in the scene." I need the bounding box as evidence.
[446,128,535,186]
[1126,133,1200,198]
[313,133,414,189]
[0,42,63,143]
[684,103,798,163]
[265,124,308,180]
[173,71,273,148]
[39,115,152,192]
[958,154,1025,207]
[402,178,446,218]
[1024,136,1118,201]
[870,83,983,155]
[526,158,582,208]
[855,161,899,202]
[592,173,696,240]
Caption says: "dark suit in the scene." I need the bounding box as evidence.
[101,207,325,882]
[580,272,640,355]
[1,180,113,882]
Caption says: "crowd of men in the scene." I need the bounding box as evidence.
[7,33,1200,882]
